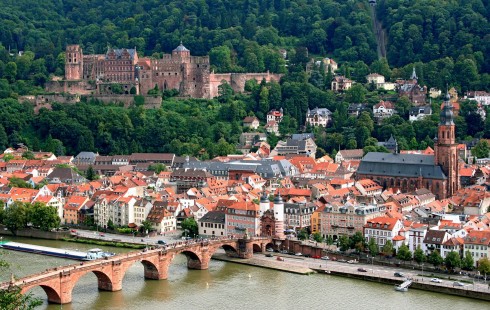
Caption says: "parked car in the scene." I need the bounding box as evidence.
[453,281,465,287]
[277,256,284,261]
[312,255,321,259]
[280,250,289,254]
[321,256,330,260]
[430,278,442,283]
[338,259,347,263]
[265,253,273,257]
[99,233,105,237]
[330,257,337,261]
[295,252,303,256]
[347,259,358,264]
[358,268,367,272]
[394,272,404,277]
[157,240,167,245]
[266,248,274,252]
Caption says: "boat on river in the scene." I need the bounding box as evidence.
[0,241,115,261]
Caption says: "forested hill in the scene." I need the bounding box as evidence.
[376,0,490,91]
[1,0,378,63]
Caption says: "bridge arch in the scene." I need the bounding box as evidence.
[23,283,62,304]
[252,243,263,253]
[120,257,164,281]
[70,268,114,292]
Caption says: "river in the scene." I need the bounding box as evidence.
[1,237,488,310]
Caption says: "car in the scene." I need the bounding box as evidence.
[330,257,337,261]
[430,278,442,283]
[338,259,347,263]
[99,233,105,237]
[347,259,358,264]
[276,256,284,261]
[157,240,167,245]
[70,229,77,233]
[312,255,321,259]
[265,253,273,257]
[453,281,465,287]
[358,268,367,272]
[321,256,330,260]
[280,250,289,254]
[266,248,274,252]
[295,252,303,256]
[394,272,405,277]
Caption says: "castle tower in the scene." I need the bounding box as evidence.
[434,92,459,198]
[259,192,269,216]
[172,41,191,59]
[273,194,285,239]
[65,45,83,80]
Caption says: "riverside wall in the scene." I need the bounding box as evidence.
[0,226,70,240]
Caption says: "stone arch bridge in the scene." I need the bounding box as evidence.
[0,237,273,304]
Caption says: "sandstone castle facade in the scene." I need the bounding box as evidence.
[55,43,282,99]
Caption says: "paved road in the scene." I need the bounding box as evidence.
[254,253,490,293]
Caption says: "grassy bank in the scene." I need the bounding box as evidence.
[62,237,145,249]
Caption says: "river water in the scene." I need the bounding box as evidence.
[1,237,488,310]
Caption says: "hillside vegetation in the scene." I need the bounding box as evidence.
[0,0,488,157]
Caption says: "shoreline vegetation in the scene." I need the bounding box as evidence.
[62,237,145,249]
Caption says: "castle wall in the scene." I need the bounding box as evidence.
[45,80,96,95]
[209,72,283,98]
[61,44,281,100]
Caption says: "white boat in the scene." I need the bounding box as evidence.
[0,241,115,261]
[394,279,412,292]
[85,248,116,260]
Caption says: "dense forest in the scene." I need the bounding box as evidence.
[0,0,488,157]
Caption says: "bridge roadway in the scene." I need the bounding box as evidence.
[1,236,273,304]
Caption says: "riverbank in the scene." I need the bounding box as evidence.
[213,253,490,302]
[62,237,146,249]
[212,253,315,275]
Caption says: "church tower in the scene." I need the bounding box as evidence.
[65,45,83,80]
[434,92,459,198]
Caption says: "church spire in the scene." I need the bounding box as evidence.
[411,67,418,80]
[440,88,454,126]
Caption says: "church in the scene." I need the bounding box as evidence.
[357,93,459,199]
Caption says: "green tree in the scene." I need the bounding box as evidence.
[8,177,32,189]
[0,286,42,310]
[326,235,334,245]
[85,165,99,181]
[382,240,394,257]
[148,163,167,174]
[107,219,115,231]
[140,220,153,234]
[338,235,350,251]
[461,250,474,270]
[428,250,444,267]
[350,231,365,251]
[345,84,367,103]
[181,217,198,238]
[110,83,124,94]
[3,202,29,235]
[4,62,17,83]
[297,229,308,241]
[472,140,489,158]
[396,243,412,261]
[477,257,490,275]
[28,202,61,231]
[413,245,426,264]
[367,238,379,257]
[444,251,461,271]
[312,232,323,243]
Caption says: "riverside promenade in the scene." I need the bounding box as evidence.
[214,252,490,302]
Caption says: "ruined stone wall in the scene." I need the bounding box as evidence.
[87,95,161,109]
[209,72,283,98]
[45,80,96,95]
